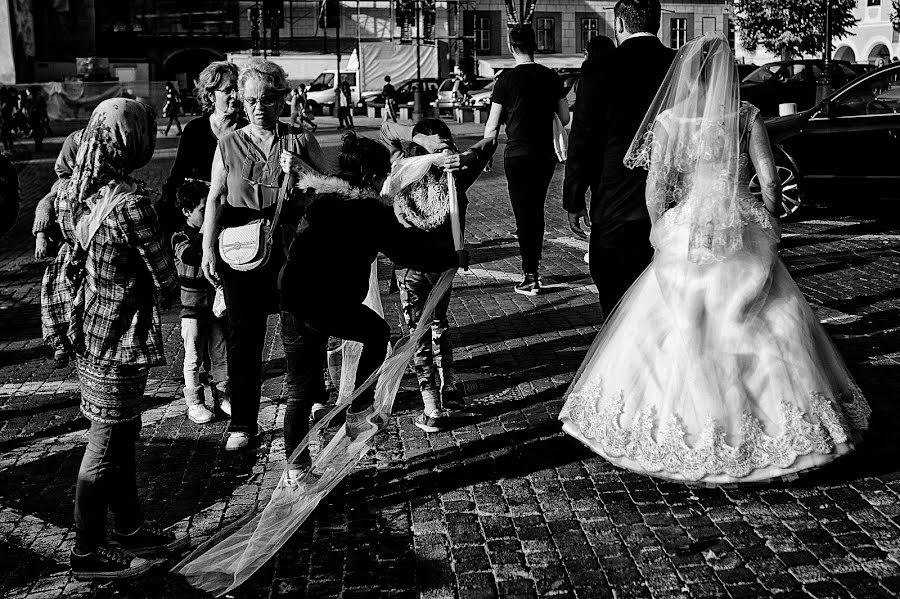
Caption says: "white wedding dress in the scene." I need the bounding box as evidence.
[559,103,870,484]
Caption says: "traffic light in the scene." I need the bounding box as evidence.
[319,0,339,29]
[263,0,283,29]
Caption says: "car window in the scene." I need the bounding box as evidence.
[743,64,777,83]
[341,73,356,86]
[787,64,806,82]
[426,82,438,91]
[439,79,455,92]
[832,68,900,116]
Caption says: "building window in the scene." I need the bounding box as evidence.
[702,17,716,35]
[581,18,600,52]
[867,0,881,6]
[475,15,491,53]
[670,17,688,49]
[536,17,555,53]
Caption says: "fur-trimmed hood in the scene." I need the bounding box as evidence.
[294,171,379,201]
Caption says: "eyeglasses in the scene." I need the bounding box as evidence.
[215,85,237,95]
[242,95,279,108]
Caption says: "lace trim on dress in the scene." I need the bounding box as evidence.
[559,380,870,481]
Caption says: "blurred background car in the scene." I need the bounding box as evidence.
[741,59,865,117]
[362,77,441,110]
[433,77,492,112]
[750,62,900,218]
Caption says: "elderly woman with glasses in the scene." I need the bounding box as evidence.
[200,58,327,451]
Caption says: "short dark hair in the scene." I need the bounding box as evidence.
[176,180,208,214]
[385,75,391,82]
[614,0,661,35]
[411,118,457,155]
[585,35,615,60]
[508,25,537,56]
[338,131,391,188]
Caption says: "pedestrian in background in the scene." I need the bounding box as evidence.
[383,75,398,122]
[483,24,570,296]
[40,98,186,580]
[163,81,183,136]
[172,180,228,424]
[25,87,47,152]
[200,58,325,451]
[0,87,17,153]
[337,80,354,130]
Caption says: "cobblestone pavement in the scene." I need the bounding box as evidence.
[2,116,900,599]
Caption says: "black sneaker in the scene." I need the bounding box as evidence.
[514,273,541,296]
[111,520,190,558]
[442,388,475,417]
[70,546,151,581]
[414,410,448,433]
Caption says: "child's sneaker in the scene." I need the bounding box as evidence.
[187,403,215,424]
[111,520,190,557]
[217,399,232,417]
[414,410,448,433]
[225,431,251,451]
[53,349,69,367]
[441,388,475,417]
[70,545,151,580]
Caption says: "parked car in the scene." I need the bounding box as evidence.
[749,63,900,218]
[364,77,441,108]
[465,80,495,108]
[736,63,758,81]
[741,59,864,117]
[433,77,492,111]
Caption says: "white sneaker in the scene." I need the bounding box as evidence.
[217,399,232,417]
[225,432,250,451]
[187,403,215,424]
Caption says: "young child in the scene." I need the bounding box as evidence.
[379,119,496,433]
[172,180,230,423]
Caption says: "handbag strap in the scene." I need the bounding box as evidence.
[266,128,296,243]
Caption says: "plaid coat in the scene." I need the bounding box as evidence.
[42,189,177,367]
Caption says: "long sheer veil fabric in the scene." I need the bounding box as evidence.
[175,268,456,595]
[559,32,869,484]
[624,33,743,264]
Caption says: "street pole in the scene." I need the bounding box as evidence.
[413,0,425,121]
[816,0,834,103]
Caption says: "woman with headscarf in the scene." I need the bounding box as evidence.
[40,98,186,580]
[200,58,327,452]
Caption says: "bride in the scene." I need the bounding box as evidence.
[559,33,870,485]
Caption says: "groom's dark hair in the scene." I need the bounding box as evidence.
[508,25,537,56]
[614,0,661,35]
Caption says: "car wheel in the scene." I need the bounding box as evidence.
[748,154,803,219]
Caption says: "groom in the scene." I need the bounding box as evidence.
[564,0,675,317]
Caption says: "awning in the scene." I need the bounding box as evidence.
[477,54,584,77]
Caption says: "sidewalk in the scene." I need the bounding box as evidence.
[2,118,900,599]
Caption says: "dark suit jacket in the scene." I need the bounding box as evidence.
[563,35,675,246]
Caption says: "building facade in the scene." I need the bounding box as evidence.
[832,0,898,64]
[2,0,733,84]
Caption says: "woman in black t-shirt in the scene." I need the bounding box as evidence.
[484,25,569,296]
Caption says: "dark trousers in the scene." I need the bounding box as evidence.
[220,263,278,435]
[589,220,654,319]
[281,305,389,464]
[395,268,453,393]
[505,154,557,274]
[74,419,142,552]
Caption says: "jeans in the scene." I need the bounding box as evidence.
[74,419,142,552]
[180,317,228,392]
[220,263,278,435]
[280,305,389,464]
[395,269,453,394]
[505,154,557,274]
